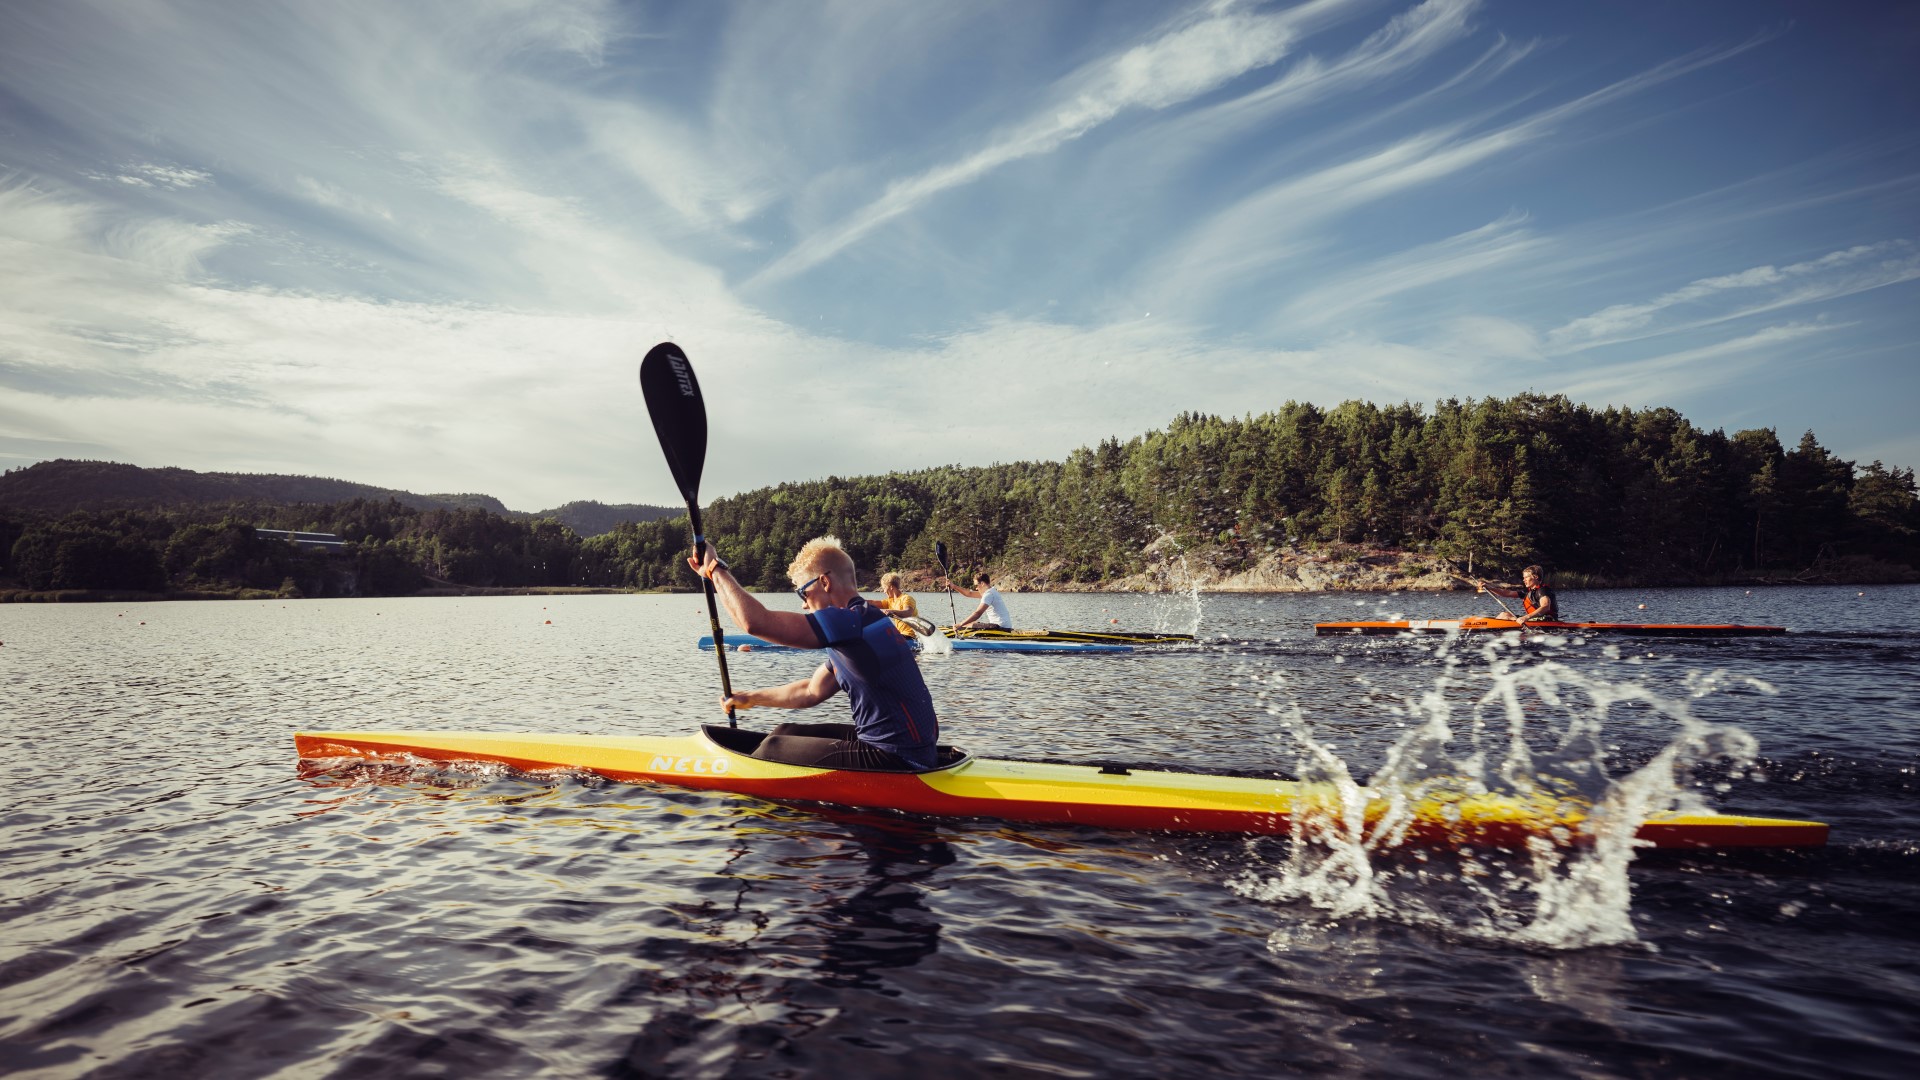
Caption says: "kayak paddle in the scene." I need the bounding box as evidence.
[1474,575,1523,621]
[1448,563,1522,622]
[639,341,737,726]
[934,540,958,626]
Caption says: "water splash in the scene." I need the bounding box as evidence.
[919,627,954,656]
[1233,640,1771,950]
[1138,529,1204,635]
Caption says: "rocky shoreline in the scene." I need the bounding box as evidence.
[893,543,1920,594]
[8,546,1910,603]
[891,544,1466,594]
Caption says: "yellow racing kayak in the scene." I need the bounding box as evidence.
[295,725,1828,850]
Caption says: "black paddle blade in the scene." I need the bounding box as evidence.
[638,340,735,724]
[934,541,949,570]
[639,342,707,506]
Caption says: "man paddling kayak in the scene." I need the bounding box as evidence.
[941,571,1013,632]
[689,535,940,770]
[1479,564,1560,625]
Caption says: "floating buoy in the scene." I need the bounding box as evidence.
[1637,604,1647,610]
[544,620,552,625]
[1110,618,1120,625]
[740,644,754,652]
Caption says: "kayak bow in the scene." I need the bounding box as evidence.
[294,726,1828,850]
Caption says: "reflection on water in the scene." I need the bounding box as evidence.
[785,811,953,990]
[2,587,1917,1076]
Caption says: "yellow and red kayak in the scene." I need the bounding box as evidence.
[294,725,1827,850]
[1316,617,1787,637]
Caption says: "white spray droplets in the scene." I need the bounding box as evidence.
[1233,642,1768,951]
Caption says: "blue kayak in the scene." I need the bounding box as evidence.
[698,634,1131,655]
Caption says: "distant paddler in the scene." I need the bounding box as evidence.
[940,570,1013,632]
[1477,564,1560,625]
[873,571,934,637]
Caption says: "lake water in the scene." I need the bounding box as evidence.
[3,585,1917,1078]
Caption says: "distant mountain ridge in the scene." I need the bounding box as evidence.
[0,460,678,536]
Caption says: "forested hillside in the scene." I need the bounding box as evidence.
[4,394,1916,598]
[0,460,494,515]
[0,460,676,536]
[580,395,1919,590]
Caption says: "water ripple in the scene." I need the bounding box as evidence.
[3,588,1917,1077]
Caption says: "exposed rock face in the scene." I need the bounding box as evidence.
[1197,552,1458,592]
[1106,548,1463,593]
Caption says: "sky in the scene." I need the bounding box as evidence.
[2,0,1916,511]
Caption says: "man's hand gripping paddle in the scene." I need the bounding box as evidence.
[639,342,737,725]
[1447,562,1522,622]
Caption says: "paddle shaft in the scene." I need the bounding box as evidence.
[1449,565,1522,621]
[934,541,958,624]
[688,508,737,722]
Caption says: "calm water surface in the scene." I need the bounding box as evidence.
[3,586,1917,1078]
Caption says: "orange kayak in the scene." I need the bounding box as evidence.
[1316,617,1786,637]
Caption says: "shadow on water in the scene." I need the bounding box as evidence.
[602,808,955,1079]
[774,808,955,991]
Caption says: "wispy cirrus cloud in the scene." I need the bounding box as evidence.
[1147,36,1775,315]
[1271,210,1544,332]
[1547,242,1920,351]
[1160,0,1486,149]
[1555,321,1841,403]
[746,0,1372,287]
[83,163,215,190]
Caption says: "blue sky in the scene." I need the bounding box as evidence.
[2,0,1916,510]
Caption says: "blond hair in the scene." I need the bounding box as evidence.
[788,535,856,586]
[880,571,904,591]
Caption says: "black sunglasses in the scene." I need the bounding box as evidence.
[794,572,826,603]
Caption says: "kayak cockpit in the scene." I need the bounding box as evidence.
[699,724,971,775]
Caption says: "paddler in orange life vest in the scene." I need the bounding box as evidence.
[1479,564,1559,625]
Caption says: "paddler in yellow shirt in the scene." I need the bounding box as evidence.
[874,572,922,636]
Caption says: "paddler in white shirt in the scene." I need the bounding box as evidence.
[941,571,1013,632]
